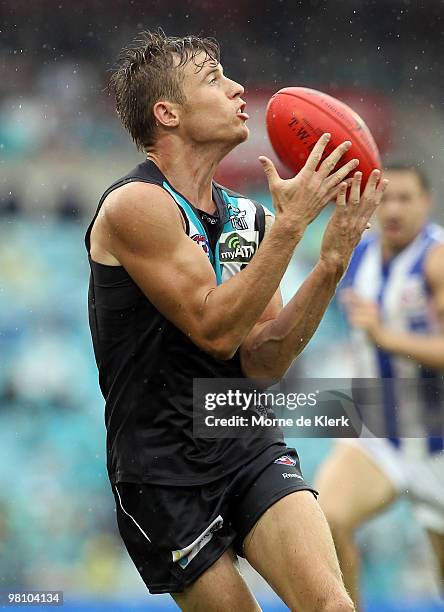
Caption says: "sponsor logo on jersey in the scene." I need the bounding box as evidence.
[219,233,256,263]
[227,203,248,230]
[172,515,223,570]
[282,472,304,479]
[201,212,218,225]
[191,233,210,255]
[274,455,297,466]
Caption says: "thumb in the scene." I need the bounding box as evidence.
[259,156,280,186]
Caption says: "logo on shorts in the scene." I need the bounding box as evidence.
[274,455,297,466]
[172,515,223,570]
[282,473,303,479]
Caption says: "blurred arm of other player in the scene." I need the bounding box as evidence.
[240,169,388,379]
[341,243,444,370]
[92,135,355,362]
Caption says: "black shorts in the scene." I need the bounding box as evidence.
[112,445,317,594]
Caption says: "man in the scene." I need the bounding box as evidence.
[85,31,385,611]
[316,163,444,609]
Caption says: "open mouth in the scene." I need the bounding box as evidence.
[236,102,249,121]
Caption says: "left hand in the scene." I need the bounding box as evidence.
[320,169,388,275]
[341,289,384,343]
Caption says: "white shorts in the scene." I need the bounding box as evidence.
[341,437,444,533]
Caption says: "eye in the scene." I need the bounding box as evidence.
[209,76,218,84]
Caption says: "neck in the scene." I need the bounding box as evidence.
[147,136,231,213]
[381,242,400,262]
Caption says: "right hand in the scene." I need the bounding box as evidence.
[259,133,359,231]
[320,169,388,274]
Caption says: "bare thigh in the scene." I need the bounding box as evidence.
[316,442,399,530]
[243,490,354,612]
[172,548,261,612]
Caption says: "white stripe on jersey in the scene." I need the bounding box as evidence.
[346,223,444,455]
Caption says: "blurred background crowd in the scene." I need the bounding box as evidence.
[2,0,444,609]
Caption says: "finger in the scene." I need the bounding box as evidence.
[349,171,362,205]
[375,178,389,202]
[340,289,359,308]
[362,168,381,198]
[361,175,387,224]
[259,156,281,187]
[324,180,347,204]
[324,158,360,189]
[317,140,352,179]
[336,182,348,208]
[325,159,359,189]
[303,133,331,173]
[340,288,357,300]
[369,178,389,211]
[344,291,366,309]
[327,177,353,201]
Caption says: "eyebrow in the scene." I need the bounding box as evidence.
[202,65,223,80]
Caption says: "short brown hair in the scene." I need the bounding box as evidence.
[109,30,220,151]
[383,159,430,193]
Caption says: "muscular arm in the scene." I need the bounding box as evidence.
[240,214,341,379]
[99,182,302,360]
[240,170,386,380]
[93,136,360,362]
[373,244,444,370]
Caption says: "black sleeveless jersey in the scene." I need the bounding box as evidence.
[85,160,285,485]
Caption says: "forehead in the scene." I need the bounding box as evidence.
[383,169,424,193]
[174,50,219,81]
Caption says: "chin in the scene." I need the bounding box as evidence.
[220,126,249,156]
[384,234,410,251]
[233,123,249,145]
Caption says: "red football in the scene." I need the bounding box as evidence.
[266,87,381,187]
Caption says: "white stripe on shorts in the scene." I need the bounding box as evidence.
[115,485,152,543]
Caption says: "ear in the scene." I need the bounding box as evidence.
[153,101,179,128]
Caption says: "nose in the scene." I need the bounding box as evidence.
[228,78,244,99]
[385,198,403,216]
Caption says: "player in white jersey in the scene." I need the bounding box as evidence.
[316,163,444,608]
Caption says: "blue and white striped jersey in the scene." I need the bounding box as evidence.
[342,223,444,455]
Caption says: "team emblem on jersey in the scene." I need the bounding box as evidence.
[191,234,210,255]
[274,455,297,466]
[219,232,256,263]
[227,202,248,230]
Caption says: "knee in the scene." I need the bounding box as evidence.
[315,592,355,612]
[289,585,355,612]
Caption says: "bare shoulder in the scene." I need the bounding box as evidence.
[103,181,184,235]
[424,243,444,288]
[91,181,184,264]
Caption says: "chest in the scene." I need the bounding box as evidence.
[182,193,261,284]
